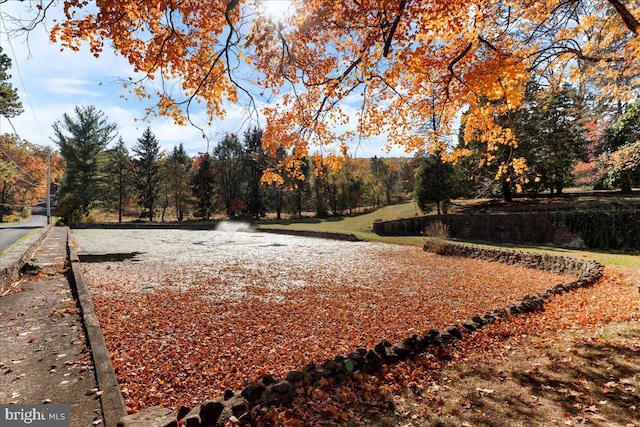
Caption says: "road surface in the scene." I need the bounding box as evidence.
[0,203,48,253]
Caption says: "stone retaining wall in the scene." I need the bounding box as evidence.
[372,210,640,250]
[372,212,577,246]
[117,244,604,427]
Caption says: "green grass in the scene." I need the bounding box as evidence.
[256,201,640,268]
[449,240,640,267]
[256,202,423,242]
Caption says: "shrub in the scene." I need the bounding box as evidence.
[422,220,450,254]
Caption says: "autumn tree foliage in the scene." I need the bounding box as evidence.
[212,134,245,216]
[458,82,588,199]
[601,101,640,192]
[242,127,269,218]
[19,0,635,185]
[165,144,193,222]
[509,83,588,195]
[0,134,59,222]
[414,153,456,215]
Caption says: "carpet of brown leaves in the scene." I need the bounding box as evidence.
[75,230,571,414]
[271,267,640,426]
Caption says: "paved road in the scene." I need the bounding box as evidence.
[0,204,48,253]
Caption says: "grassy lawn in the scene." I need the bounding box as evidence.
[257,202,426,244]
[256,201,640,267]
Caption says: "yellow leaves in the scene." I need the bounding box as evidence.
[511,157,528,175]
[260,168,285,186]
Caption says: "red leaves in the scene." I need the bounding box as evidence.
[81,242,571,414]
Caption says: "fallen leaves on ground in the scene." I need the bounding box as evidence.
[272,267,640,426]
[81,243,570,413]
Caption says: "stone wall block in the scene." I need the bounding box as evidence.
[240,381,266,406]
[423,329,441,343]
[199,400,224,427]
[117,406,177,427]
[265,380,294,406]
[363,349,383,374]
[471,315,486,327]
[439,330,452,343]
[445,325,462,339]
[462,320,477,332]
[230,396,250,418]
[286,370,306,385]
[482,313,496,324]
[184,405,201,427]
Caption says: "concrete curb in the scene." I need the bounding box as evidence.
[66,227,128,427]
[0,224,52,288]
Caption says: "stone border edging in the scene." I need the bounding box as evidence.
[66,227,128,427]
[117,242,604,427]
[0,224,52,288]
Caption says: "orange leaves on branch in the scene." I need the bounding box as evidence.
[42,0,640,182]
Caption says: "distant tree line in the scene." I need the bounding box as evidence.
[51,105,417,223]
[51,94,640,222]
[414,83,640,213]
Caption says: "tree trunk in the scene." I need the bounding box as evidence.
[177,203,184,222]
[276,187,282,221]
[502,180,513,202]
[0,181,6,223]
[620,172,633,193]
[607,0,640,34]
[118,179,123,223]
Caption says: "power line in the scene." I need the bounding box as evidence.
[0,120,43,188]
[0,5,46,140]
[4,116,49,171]
[0,154,41,187]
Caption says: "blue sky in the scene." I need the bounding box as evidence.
[0,1,410,158]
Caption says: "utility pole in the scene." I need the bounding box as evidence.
[46,147,51,225]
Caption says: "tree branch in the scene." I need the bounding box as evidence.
[382,0,408,57]
[445,42,473,99]
[607,0,640,35]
